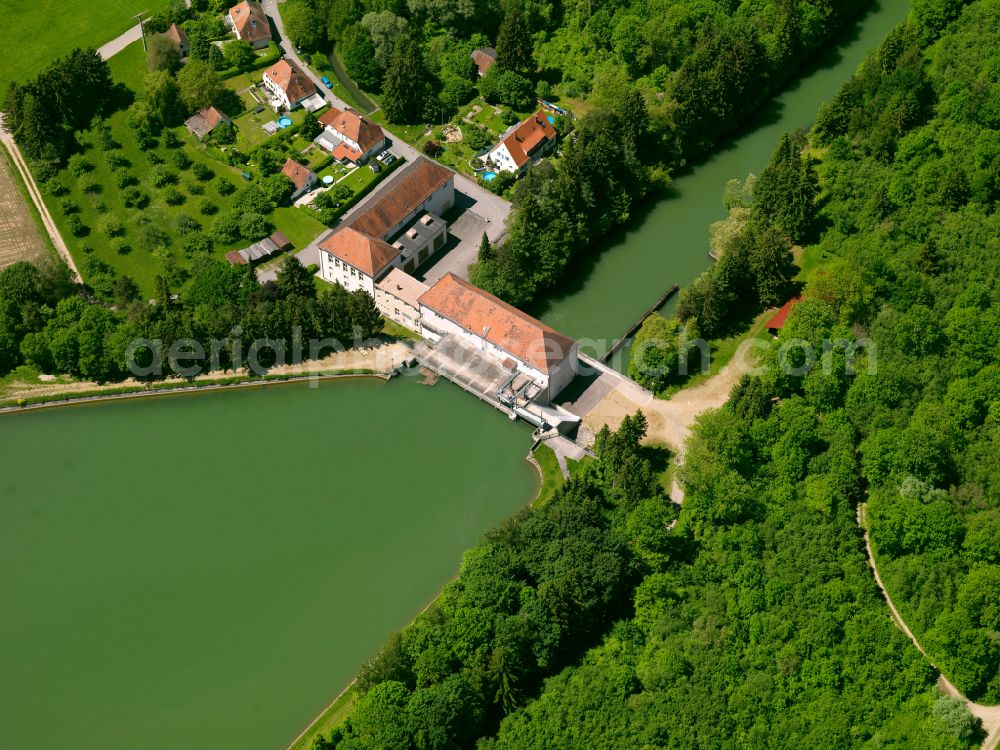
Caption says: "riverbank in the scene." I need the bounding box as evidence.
[0,340,413,412]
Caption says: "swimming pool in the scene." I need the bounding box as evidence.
[547,115,555,124]
[277,116,293,128]
[483,171,497,182]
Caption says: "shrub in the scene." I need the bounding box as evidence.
[65,214,87,236]
[535,80,553,100]
[423,140,443,157]
[216,178,236,195]
[501,108,519,126]
[68,154,93,176]
[60,198,79,215]
[240,211,270,240]
[115,168,138,188]
[79,175,101,194]
[111,237,131,255]
[212,212,242,244]
[151,167,178,187]
[179,231,212,256]
[199,198,219,215]
[163,187,185,205]
[79,244,94,255]
[211,121,236,145]
[105,150,130,169]
[162,130,181,148]
[101,215,125,237]
[175,214,201,235]
[96,128,119,150]
[192,162,214,181]
[122,187,149,209]
[138,224,169,252]
[186,181,204,195]
[172,149,192,169]
[147,151,164,166]
[464,126,492,152]
[47,178,69,197]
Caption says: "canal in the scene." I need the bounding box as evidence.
[0,377,535,750]
[537,0,912,354]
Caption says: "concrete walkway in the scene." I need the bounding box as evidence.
[97,24,143,61]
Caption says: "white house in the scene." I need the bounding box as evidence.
[317,227,398,295]
[418,273,578,403]
[316,107,386,165]
[262,58,315,111]
[227,1,271,49]
[281,158,317,201]
[485,109,557,174]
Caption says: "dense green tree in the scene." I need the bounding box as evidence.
[496,3,533,74]
[148,34,182,74]
[381,34,433,123]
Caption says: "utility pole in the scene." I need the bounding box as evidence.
[134,11,150,51]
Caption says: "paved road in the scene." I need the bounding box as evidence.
[0,115,81,280]
[97,24,143,61]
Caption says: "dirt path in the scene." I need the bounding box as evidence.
[0,115,80,280]
[858,504,1000,747]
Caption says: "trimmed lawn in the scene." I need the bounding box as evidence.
[1,0,172,92]
[106,40,150,96]
[531,444,564,507]
[272,206,326,250]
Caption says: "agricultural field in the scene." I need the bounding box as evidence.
[1,0,171,93]
[0,146,50,270]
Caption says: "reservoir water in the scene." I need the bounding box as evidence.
[0,2,913,747]
[537,0,912,350]
[0,377,535,750]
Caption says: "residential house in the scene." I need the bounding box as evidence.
[262,58,315,111]
[184,106,231,140]
[163,23,189,57]
[471,47,497,77]
[317,227,398,295]
[418,273,578,403]
[315,106,385,165]
[375,268,429,334]
[765,297,801,336]
[485,109,557,174]
[227,1,271,48]
[281,158,317,201]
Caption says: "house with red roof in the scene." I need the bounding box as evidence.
[262,58,315,111]
[316,106,386,165]
[765,297,802,335]
[484,109,557,175]
[281,158,317,201]
[227,1,271,48]
[163,23,189,57]
[471,47,497,77]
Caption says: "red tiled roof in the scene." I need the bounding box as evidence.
[765,297,802,331]
[281,158,314,191]
[349,158,452,240]
[164,23,188,49]
[499,109,556,168]
[229,1,271,44]
[264,58,314,103]
[184,106,229,138]
[225,250,247,265]
[418,273,576,374]
[318,107,384,155]
[318,227,398,278]
[471,48,496,76]
[331,141,363,163]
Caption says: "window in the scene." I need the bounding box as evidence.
[394,308,399,316]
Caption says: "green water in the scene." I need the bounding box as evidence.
[0,377,535,750]
[538,0,911,358]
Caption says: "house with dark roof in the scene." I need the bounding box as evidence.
[485,109,557,174]
[471,47,497,77]
[262,58,315,111]
[163,23,189,57]
[227,1,271,48]
[316,107,386,165]
[418,273,578,402]
[281,158,317,201]
[184,106,231,140]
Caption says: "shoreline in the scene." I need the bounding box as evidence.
[284,445,550,750]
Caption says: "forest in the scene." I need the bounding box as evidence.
[273,0,874,306]
[309,1,997,747]
[0,254,383,383]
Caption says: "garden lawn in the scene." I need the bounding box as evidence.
[106,41,150,96]
[1,0,172,92]
[271,207,325,250]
